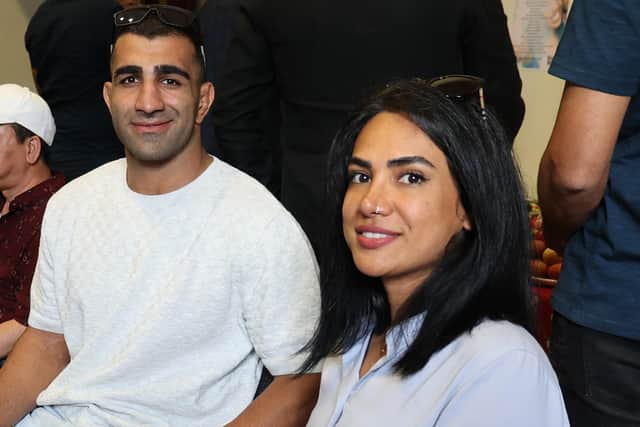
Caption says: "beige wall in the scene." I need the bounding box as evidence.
[2,0,562,197]
[0,1,43,91]
[513,69,564,199]
[502,0,565,199]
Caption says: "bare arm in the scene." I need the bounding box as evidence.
[537,82,630,252]
[0,327,69,427]
[0,320,27,358]
[225,373,320,427]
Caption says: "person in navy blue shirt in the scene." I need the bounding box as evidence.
[538,0,640,425]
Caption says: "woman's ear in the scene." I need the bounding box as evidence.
[457,201,472,231]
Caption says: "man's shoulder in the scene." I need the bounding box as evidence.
[211,159,290,216]
[209,159,314,248]
[47,159,124,209]
[549,0,640,96]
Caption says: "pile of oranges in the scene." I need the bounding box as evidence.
[529,201,562,282]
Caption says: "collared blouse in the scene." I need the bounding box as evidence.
[307,317,569,427]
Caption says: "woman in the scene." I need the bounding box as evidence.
[302,79,569,426]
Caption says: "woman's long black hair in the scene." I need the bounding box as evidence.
[300,79,532,376]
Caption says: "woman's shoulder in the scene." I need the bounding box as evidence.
[422,320,569,426]
[438,319,555,387]
[454,319,546,363]
[468,319,540,349]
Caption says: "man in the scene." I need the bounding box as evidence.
[0,84,64,365]
[211,0,525,253]
[538,0,640,425]
[0,5,320,426]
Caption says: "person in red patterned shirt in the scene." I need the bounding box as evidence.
[0,84,64,363]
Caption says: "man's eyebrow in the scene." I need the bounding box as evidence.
[387,156,434,168]
[155,65,191,81]
[113,65,142,77]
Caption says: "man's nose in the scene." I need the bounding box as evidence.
[135,81,164,114]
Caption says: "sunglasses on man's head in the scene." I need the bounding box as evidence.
[112,4,206,66]
[426,74,487,121]
[114,4,195,28]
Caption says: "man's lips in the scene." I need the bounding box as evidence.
[355,225,399,249]
[131,120,171,133]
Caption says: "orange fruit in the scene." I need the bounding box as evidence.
[542,248,563,265]
[530,259,548,277]
[548,263,562,279]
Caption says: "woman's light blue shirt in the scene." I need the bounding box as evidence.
[307,318,569,427]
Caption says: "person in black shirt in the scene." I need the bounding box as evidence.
[212,0,525,253]
[24,1,138,180]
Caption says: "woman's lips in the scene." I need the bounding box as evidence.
[355,226,399,249]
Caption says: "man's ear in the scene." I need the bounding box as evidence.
[195,82,214,125]
[103,81,113,113]
[24,136,43,165]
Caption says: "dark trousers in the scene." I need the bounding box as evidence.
[550,313,640,427]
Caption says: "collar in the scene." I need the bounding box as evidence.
[1,172,65,214]
[384,312,427,358]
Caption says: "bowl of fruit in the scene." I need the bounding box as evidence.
[528,200,562,287]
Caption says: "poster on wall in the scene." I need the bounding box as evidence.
[510,0,572,70]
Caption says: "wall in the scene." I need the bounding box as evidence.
[1,0,562,198]
[0,1,43,91]
[502,0,565,199]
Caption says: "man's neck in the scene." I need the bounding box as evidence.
[1,165,52,215]
[125,147,213,195]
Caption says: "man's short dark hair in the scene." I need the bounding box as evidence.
[112,12,205,84]
[10,122,36,143]
[10,123,50,164]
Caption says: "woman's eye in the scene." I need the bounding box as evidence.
[349,172,370,184]
[399,173,424,184]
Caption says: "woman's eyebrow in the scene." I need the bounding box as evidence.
[348,155,435,169]
[387,156,434,168]
[348,156,371,168]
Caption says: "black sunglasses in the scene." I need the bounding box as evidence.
[112,4,206,66]
[114,4,195,28]
[427,74,487,121]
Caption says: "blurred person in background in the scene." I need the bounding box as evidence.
[211,0,525,254]
[24,0,141,181]
[538,0,640,425]
[198,0,282,196]
[0,84,64,367]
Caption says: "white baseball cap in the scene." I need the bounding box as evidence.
[0,83,56,146]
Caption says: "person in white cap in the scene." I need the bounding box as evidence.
[0,84,65,366]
